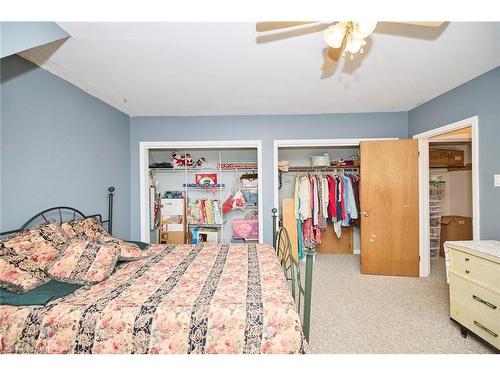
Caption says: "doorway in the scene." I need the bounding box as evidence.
[413,116,479,277]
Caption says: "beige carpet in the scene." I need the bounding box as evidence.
[307,254,495,353]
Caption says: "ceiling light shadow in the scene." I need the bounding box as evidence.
[256,23,329,44]
[341,35,373,75]
[375,22,449,40]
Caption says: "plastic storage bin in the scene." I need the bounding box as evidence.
[232,219,259,240]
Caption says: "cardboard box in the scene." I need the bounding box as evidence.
[196,228,219,243]
[440,215,472,256]
[159,230,185,244]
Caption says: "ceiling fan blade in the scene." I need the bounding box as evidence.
[321,47,342,72]
[256,23,328,44]
[389,21,445,27]
[256,21,316,32]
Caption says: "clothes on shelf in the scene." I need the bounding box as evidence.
[187,199,222,225]
[293,172,360,258]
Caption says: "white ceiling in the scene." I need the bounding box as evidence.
[20,22,500,116]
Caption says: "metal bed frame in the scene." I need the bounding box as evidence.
[0,187,116,237]
[0,188,315,342]
[272,208,315,342]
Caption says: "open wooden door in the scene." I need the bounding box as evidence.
[360,139,420,276]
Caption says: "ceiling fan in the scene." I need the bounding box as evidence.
[256,21,445,72]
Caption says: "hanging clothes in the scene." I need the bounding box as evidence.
[317,175,327,230]
[292,169,360,247]
[294,175,304,260]
[299,175,312,220]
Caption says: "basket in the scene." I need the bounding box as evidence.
[310,153,330,167]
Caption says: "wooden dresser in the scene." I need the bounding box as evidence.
[445,241,500,350]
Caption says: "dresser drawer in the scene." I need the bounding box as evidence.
[450,296,499,349]
[449,273,499,319]
[449,249,500,291]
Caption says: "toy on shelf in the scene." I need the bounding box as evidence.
[172,152,187,168]
[172,152,207,169]
[162,191,184,199]
[194,157,206,168]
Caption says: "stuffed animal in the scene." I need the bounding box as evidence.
[172,152,206,169]
[172,152,186,168]
[195,157,206,167]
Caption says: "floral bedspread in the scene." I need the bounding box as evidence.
[0,243,307,354]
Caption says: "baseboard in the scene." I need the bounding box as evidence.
[353,248,360,254]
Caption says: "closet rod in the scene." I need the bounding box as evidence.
[282,166,359,173]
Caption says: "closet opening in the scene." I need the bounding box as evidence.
[139,141,263,244]
[428,127,473,270]
[274,137,429,278]
[276,145,361,261]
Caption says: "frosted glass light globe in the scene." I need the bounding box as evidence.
[353,21,377,39]
[323,22,346,48]
[346,34,363,54]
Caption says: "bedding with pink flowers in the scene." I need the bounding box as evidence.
[0,243,307,354]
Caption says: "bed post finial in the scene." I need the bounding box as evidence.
[108,186,115,234]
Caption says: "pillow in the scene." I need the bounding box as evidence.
[0,252,50,293]
[1,222,67,258]
[45,239,119,285]
[2,227,63,261]
[0,226,65,294]
[24,222,68,251]
[60,217,107,241]
[96,233,149,261]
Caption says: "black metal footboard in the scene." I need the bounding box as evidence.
[272,208,316,342]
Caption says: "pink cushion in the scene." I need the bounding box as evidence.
[232,219,259,240]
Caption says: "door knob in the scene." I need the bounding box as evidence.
[361,211,369,217]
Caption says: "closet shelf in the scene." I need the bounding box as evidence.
[150,167,257,173]
[187,223,222,227]
[282,165,360,172]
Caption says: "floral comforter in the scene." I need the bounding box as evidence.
[0,243,307,354]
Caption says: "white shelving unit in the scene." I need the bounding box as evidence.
[429,176,446,258]
[149,148,259,244]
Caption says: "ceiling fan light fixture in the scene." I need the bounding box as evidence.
[345,34,363,54]
[353,21,378,39]
[323,22,346,48]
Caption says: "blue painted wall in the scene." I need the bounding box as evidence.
[130,113,409,243]
[2,49,497,243]
[1,22,69,58]
[1,55,131,238]
[409,66,500,240]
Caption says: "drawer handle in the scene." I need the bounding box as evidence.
[473,295,497,310]
[464,257,470,261]
[465,270,470,274]
[473,321,498,338]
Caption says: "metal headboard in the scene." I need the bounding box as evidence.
[272,208,315,343]
[0,186,115,237]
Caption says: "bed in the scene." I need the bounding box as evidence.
[0,187,308,354]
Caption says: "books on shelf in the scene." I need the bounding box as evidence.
[187,199,222,226]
